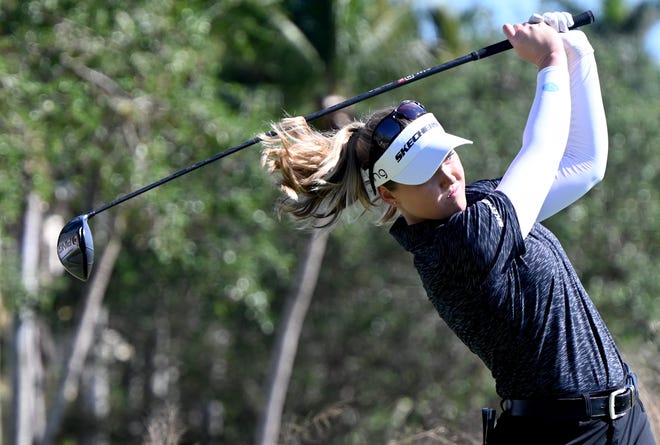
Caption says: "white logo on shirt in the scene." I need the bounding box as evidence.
[482,198,504,228]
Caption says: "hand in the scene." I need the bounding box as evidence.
[561,30,595,69]
[528,12,574,33]
[502,21,566,69]
[529,12,594,68]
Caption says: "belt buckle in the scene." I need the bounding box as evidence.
[608,387,629,420]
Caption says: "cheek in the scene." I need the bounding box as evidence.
[398,189,428,211]
[452,162,465,179]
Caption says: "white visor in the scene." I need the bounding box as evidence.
[370,113,472,188]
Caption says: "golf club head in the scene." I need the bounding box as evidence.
[57,215,94,281]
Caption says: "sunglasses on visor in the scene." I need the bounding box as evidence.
[368,100,427,194]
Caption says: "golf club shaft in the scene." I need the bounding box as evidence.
[85,10,594,219]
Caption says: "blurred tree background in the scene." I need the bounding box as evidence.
[0,0,658,444]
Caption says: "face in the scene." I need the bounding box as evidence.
[378,150,467,225]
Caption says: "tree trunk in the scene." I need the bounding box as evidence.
[255,229,330,445]
[21,192,42,295]
[13,191,47,445]
[12,310,47,445]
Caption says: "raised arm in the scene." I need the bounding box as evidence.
[535,16,608,221]
[496,21,571,237]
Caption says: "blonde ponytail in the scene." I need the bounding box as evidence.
[261,111,397,228]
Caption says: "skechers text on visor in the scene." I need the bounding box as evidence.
[368,113,473,190]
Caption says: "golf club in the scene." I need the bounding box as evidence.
[57,10,595,281]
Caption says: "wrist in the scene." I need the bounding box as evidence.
[537,50,567,70]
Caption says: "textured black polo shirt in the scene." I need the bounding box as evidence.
[390,178,625,399]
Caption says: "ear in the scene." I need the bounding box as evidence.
[378,185,397,207]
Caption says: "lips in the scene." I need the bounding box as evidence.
[446,184,459,199]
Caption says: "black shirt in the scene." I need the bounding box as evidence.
[390,179,625,399]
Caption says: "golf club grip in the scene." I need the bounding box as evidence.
[476,10,596,59]
[572,10,596,27]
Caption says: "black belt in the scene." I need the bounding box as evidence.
[502,384,637,421]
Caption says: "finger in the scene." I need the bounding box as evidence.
[559,12,575,32]
[546,14,560,31]
[528,13,543,24]
[502,23,516,39]
[541,11,575,33]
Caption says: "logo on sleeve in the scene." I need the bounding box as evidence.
[482,198,504,228]
[542,82,559,92]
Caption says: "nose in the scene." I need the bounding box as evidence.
[437,163,456,187]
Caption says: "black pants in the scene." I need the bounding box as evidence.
[489,401,656,444]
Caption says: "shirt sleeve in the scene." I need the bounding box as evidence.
[434,190,525,291]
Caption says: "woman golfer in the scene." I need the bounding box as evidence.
[261,12,656,444]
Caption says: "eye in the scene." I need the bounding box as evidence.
[444,150,456,162]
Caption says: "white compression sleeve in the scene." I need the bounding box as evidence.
[496,66,571,238]
[537,32,608,221]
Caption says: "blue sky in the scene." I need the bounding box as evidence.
[412,0,660,63]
